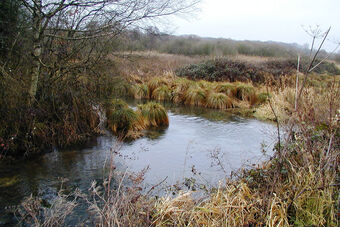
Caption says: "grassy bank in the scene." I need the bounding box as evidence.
[11,53,339,226]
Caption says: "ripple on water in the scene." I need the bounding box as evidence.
[0,101,276,223]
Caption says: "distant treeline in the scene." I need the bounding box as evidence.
[117,27,340,62]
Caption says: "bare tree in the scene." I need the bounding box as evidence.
[20,0,200,103]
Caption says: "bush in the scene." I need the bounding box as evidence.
[175,58,340,84]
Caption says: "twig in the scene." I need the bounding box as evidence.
[266,85,281,159]
[146,176,168,196]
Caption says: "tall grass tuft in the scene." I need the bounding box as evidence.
[106,99,145,138]
[206,92,234,109]
[147,77,169,95]
[172,78,194,103]
[214,82,237,97]
[184,86,207,106]
[197,80,214,89]
[151,85,172,101]
[130,83,149,99]
[137,102,169,127]
[235,83,256,101]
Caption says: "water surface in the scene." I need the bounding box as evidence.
[0,101,276,223]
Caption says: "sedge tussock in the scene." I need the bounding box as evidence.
[235,83,256,101]
[137,102,169,127]
[130,83,149,99]
[206,92,234,109]
[152,85,172,101]
[147,77,169,94]
[184,86,207,106]
[214,82,237,97]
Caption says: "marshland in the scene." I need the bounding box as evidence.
[1,0,340,226]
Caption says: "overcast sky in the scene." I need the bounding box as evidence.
[172,0,340,52]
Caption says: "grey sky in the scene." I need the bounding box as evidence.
[173,0,340,52]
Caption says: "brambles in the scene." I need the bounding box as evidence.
[175,58,340,84]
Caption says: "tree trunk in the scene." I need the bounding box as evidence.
[29,0,42,103]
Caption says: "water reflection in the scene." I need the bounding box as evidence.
[0,100,276,223]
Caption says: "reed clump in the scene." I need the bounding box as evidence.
[184,86,207,106]
[130,83,149,99]
[128,74,270,113]
[152,85,172,101]
[106,99,144,139]
[105,99,169,139]
[137,102,169,127]
[206,92,234,109]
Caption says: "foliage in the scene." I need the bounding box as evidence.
[214,82,237,97]
[130,83,149,99]
[206,92,234,109]
[137,102,169,127]
[152,85,172,101]
[184,86,207,106]
[235,83,256,101]
[106,99,145,139]
[175,58,340,84]
[0,70,108,158]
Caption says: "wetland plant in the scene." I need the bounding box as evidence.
[152,84,172,101]
[235,83,256,101]
[184,86,207,106]
[214,82,237,97]
[130,83,149,99]
[106,99,145,138]
[137,102,169,127]
[147,77,169,94]
[206,92,234,109]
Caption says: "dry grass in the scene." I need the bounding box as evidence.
[206,92,234,109]
[137,102,169,127]
[17,180,79,227]
[111,51,204,79]
[153,181,291,226]
[128,74,270,113]
[152,85,172,101]
[184,86,207,107]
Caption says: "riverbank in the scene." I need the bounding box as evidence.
[1,52,339,226]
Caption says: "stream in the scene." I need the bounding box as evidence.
[0,100,276,225]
